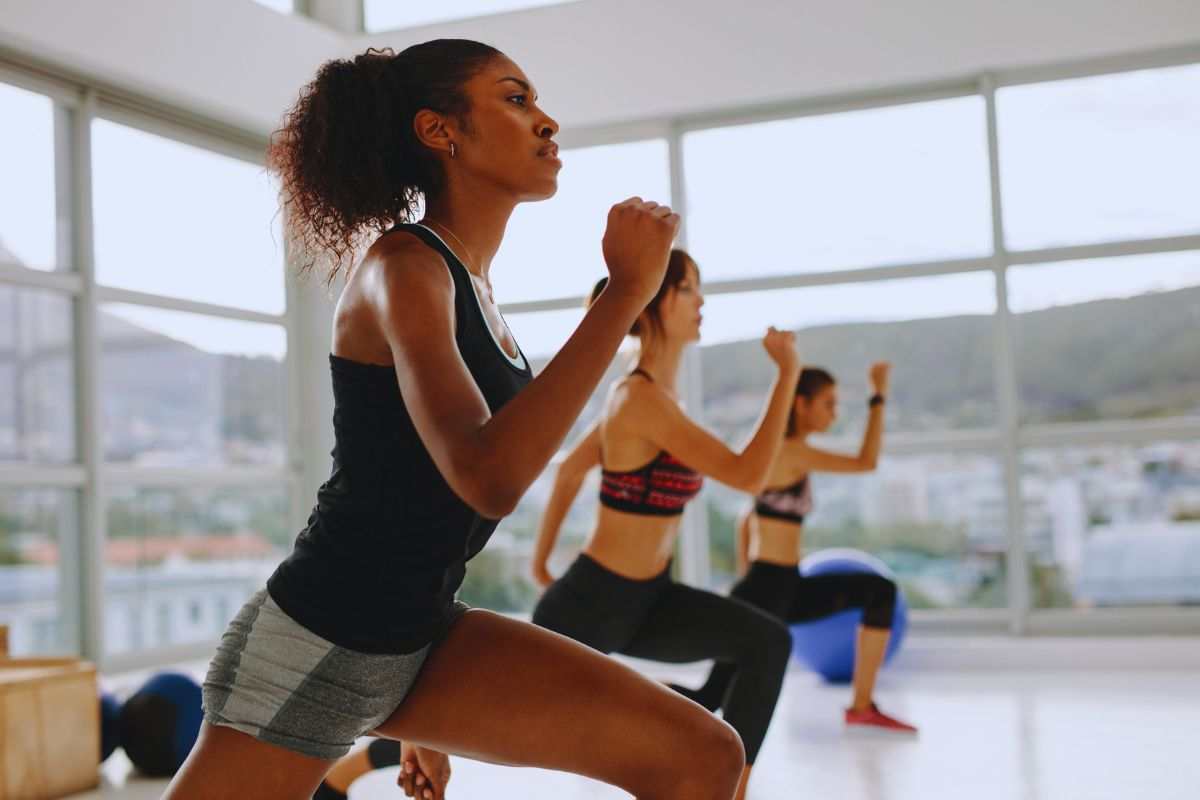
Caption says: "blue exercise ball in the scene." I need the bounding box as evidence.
[100,691,122,762]
[790,548,908,684]
[117,672,203,777]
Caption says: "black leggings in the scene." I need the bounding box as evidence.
[677,560,897,712]
[531,554,791,764]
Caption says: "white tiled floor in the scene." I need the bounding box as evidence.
[80,665,1199,800]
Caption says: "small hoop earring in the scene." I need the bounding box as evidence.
[449,142,457,159]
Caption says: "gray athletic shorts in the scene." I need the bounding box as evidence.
[202,589,469,760]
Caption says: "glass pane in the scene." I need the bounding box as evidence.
[364,0,571,31]
[494,139,671,304]
[684,96,992,279]
[0,287,75,463]
[103,486,290,656]
[707,452,1009,610]
[997,64,1200,250]
[1009,251,1200,424]
[100,304,287,466]
[251,0,294,12]
[0,82,59,271]
[1023,441,1200,609]
[504,306,583,365]
[699,272,998,440]
[92,119,285,314]
[0,489,77,655]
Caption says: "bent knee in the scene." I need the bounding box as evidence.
[683,715,745,782]
[626,705,744,798]
[867,574,898,609]
[751,616,793,669]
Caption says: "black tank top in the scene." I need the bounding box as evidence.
[267,223,533,654]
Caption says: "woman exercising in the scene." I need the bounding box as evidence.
[531,251,799,800]
[165,41,747,800]
[675,363,917,734]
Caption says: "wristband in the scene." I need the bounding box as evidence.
[869,393,885,408]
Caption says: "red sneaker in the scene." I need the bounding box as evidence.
[845,703,918,734]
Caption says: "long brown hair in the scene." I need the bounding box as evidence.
[268,40,503,281]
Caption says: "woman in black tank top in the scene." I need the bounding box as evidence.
[165,41,747,800]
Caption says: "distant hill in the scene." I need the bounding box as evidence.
[697,285,1200,438]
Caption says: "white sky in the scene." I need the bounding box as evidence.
[363,0,572,32]
[684,96,994,277]
[997,63,1200,250]
[0,83,56,270]
[492,139,672,303]
[90,119,286,315]
[2,64,1198,361]
[250,0,295,14]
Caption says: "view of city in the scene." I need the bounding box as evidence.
[4,280,1196,655]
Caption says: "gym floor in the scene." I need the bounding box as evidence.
[79,661,1198,800]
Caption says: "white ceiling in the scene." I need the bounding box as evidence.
[1,0,1198,136]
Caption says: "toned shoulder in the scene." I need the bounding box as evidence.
[365,230,453,296]
[609,373,673,423]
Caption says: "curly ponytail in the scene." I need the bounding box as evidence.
[268,40,503,281]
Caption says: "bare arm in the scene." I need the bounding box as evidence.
[622,328,800,494]
[793,361,890,474]
[378,200,678,518]
[531,423,602,587]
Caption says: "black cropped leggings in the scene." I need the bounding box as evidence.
[531,554,791,764]
[677,560,897,712]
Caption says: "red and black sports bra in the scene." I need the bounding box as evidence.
[754,475,812,524]
[598,369,704,517]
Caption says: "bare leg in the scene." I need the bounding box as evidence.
[851,625,890,710]
[734,766,752,800]
[322,741,374,794]
[377,609,745,799]
[165,610,742,799]
[163,723,334,799]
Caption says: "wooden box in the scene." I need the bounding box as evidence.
[0,659,99,800]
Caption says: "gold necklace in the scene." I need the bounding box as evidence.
[425,219,495,303]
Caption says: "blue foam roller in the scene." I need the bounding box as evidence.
[117,672,203,777]
[100,691,122,762]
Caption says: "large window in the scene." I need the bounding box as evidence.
[92,119,285,314]
[89,117,291,659]
[674,60,1199,629]
[1,76,78,658]
[683,97,992,279]
[997,64,1200,250]
[0,70,293,665]
[0,82,60,272]
[5,48,1199,652]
